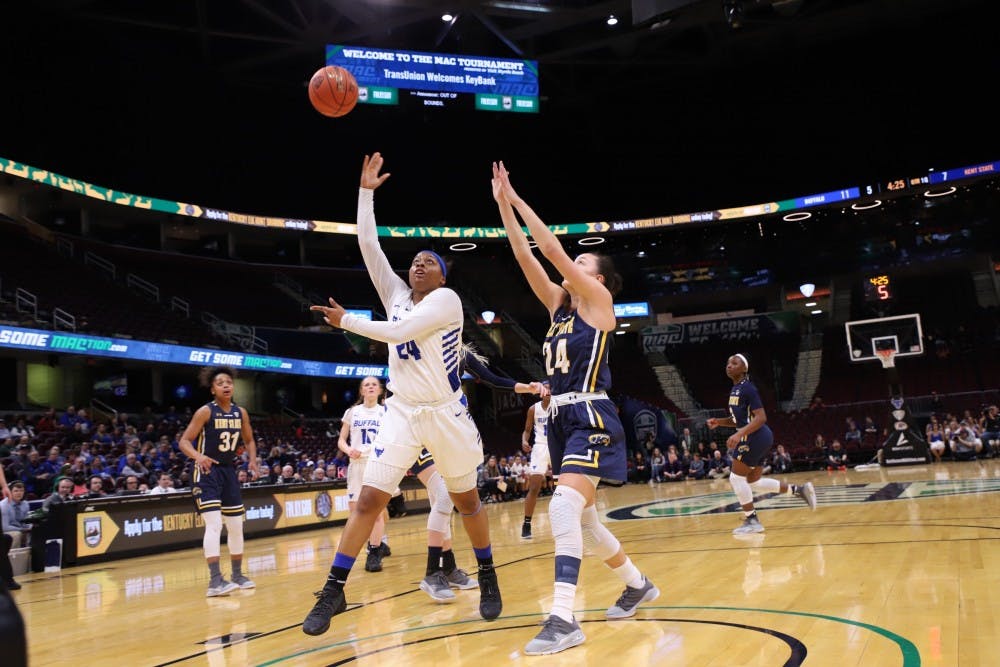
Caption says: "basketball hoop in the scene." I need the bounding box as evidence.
[875,348,896,369]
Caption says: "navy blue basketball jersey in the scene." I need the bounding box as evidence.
[544,306,611,394]
[198,401,243,466]
[727,379,762,428]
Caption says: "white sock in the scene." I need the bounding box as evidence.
[550,582,576,624]
[611,556,645,589]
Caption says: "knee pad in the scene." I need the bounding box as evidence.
[549,486,585,559]
[729,472,754,505]
[202,511,222,558]
[581,504,619,561]
[223,515,244,555]
[363,458,408,496]
[425,472,454,534]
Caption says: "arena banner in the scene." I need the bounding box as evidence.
[276,488,351,528]
[71,485,349,563]
[641,311,798,351]
[0,324,388,379]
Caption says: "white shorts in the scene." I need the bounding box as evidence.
[528,440,551,476]
[347,457,367,501]
[364,393,483,482]
[929,440,945,453]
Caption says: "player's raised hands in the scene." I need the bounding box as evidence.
[311,297,347,328]
[361,152,391,190]
[494,161,524,206]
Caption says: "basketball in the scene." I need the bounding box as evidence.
[308,66,359,118]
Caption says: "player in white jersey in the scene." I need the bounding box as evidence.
[520,391,552,539]
[339,376,390,573]
[303,152,502,637]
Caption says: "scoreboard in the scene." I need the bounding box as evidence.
[326,44,539,113]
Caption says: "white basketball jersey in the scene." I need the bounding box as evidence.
[342,403,386,456]
[338,188,465,406]
[532,401,549,447]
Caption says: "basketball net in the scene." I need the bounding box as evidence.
[875,348,896,369]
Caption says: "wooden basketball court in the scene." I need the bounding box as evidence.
[12,461,997,666]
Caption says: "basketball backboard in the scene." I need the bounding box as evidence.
[845,313,923,363]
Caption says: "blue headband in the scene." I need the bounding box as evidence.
[421,250,447,279]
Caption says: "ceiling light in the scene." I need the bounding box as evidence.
[924,186,956,198]
[851,200,882,210]
[615,330,626,335]
[449,242,477,251]
[481,310,495,324]
[620,322,631,328]
[488,1,551,13]
[577,237,605,246]
[441,13,454,22]
[799,283,816,298]
[805,301,817,307]
[607,14,618,26]
[783,212,811,222]
[810,309,823,315]
[723,0,745,28]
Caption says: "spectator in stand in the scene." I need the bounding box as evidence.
[649,447,666,483]
[8,419,32,440]
[0,420,9,441]
[844,418,862,446]
[809,395,825,411]
[949,417,982,461]
[85,475,107,498]
[771,445,793,474]
[927,418,947,463]
[980,405,1000,458]
[631,450,651,484]
[76,409,93,435]
[811,434,828,469]
[678,427,694,455]
[686,453,706,480]
[120,452,149,478]
[43,477,75,508]
[825,439,849,470]
[117,475,142,495]
[148,471,178,494]
[58,406,79,431]
[0,465,22,590]
[707,448,732,479]
[277,464,302,484]
[862,416,881,445]
[662,450,685,482]
[35,408,58,435]
[310,468,327,483]
[163,405,181,425]
[479,455,505,503]
[1,481,32,548]
[70,472,89,497]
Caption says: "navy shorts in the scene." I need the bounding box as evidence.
[409,447,436,476]
[193,465,244,516]
[548,398,627,484]
[733,425,774,468]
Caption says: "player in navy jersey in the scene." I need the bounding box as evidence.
[493,162,658,655]
[706,354,817,535]
[303,153,504,636]
[178,366,259,597]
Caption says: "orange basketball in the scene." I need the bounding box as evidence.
[308,66,359,118]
